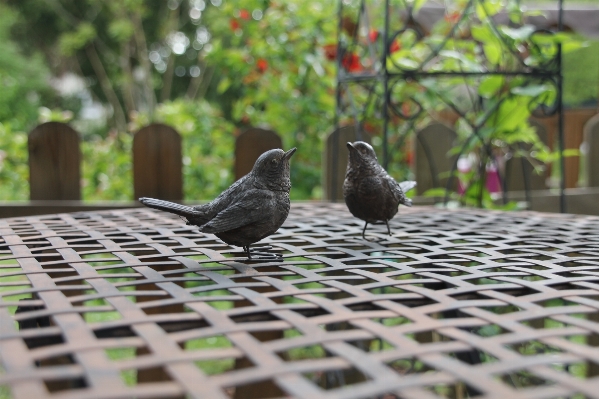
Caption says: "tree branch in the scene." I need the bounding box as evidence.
[85,44,127,131]
[131,12,156,117]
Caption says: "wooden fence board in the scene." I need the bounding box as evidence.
[133,124,183,200]
[28,122,81,200]
[234,128,282,181]
[584,113,599,187]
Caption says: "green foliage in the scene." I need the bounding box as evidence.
[81,132,133,201]
[153,99,236,200]
[0,123,28,201]
[0,4,51,131]
[202,0,337,199]
[563,38,599,107]
[59,23,96,56]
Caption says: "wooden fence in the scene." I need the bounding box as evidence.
[0,123,283,218]
[2,111,598,218]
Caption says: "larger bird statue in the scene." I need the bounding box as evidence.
[343,141,416,240]
[140,148,296,260]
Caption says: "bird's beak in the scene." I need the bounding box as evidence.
[283,147,297,161]
[346,142,356,151]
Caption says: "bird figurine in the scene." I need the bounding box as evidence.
[343,141,416,240]
[140,147,296,260]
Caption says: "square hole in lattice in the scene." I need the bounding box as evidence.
[375,316,412,328]
[185,335,236,375]
[228,379,284,397]
[104,347,137,386]
[43,377,87,393]
[303,366,371,390]
[81,252,121,264]
[82,298,122,323]
[551,360,595,380]
[496,369,554,389]
[425,382,481,398]
[276,332,327,362]
[506,340,564,356]
[352,337,396,352]
[385,357,433,375]
[471,324,505,338]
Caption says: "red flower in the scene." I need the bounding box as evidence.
[401,102,411,116]
[444,11,460,23]
[239,9,250,20]
[342,53,361,72]
[230,18,240,30]
[368,29,379,43]
[389,40,401,53]
[323,44,337,61]
[257,58,268,73]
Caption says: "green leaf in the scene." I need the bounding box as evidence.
[476,0,502,20]
[439,50,483,71]
[59,23,97,56]
[412,0,429,13]
[478,76,504,98]
[511,84,552,97]
[483,42,501,65]
[422,188,451,198]
[216,77,231,94]
[108,20,134,42]
[471,25,495,42]
[394,57,419,70]
[563,149,580,157]
[499,25,535,41]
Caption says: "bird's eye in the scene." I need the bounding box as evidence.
[271,159,277,164]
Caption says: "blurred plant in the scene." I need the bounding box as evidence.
[336,0,585,207]
[153,99,236,200]
[81,132,133,201]
[203,0,337,199]
[0,123,28,201]
[0,4,53,132]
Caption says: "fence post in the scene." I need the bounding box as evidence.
[414,123,457,196]
[234,128,282,181]
[133,123,183,200]
[505,120,548,192]
[584,113,599,187]
[28,122,81,200]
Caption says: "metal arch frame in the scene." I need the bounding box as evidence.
[334,0,566,212]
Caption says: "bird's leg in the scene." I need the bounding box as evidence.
[385,220,391,236]
[362,222,369,240]
[241,245,282,262]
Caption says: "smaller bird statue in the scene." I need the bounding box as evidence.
[343,141,416,240]
[140,148,296,261]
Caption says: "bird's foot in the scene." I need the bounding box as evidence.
[234,245,283,262]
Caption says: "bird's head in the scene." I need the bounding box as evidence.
[346,141,378,164]
[251,148,296,191]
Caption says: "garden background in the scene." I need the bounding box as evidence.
[0,0,597,202]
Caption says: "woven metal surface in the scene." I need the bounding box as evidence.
[1,203,599,399]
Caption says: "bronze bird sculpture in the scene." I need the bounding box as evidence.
[140,148,296,260]
[343,141,416,240]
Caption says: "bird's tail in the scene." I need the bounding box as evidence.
[399,181,416,207]
[139,197,200,218]
[399,181,417,193]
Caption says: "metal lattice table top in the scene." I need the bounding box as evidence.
[1,203,599,399]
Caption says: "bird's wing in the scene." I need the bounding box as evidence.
[194,174,249,214]
[199,190,272,234]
